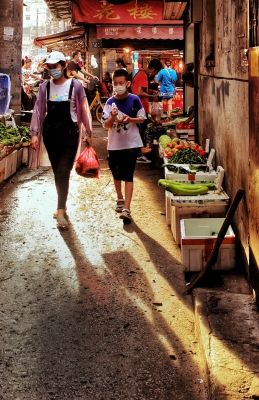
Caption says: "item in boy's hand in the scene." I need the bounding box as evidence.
[112,102,124,122]
[75,145,100,178]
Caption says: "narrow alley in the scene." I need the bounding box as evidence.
[0,124,208,399]
[1,124,259,400]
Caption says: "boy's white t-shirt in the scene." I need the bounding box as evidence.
[48,79,77,122]
[102,94,145,150]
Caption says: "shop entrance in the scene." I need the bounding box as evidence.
[101,39,185,110]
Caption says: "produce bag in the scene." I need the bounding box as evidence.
[150,102,163,124]
[75,145,100,178]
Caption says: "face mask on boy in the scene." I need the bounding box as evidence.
[115,85,127,95]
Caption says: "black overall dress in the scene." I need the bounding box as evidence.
[42,79,79,210]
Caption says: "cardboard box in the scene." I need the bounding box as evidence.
[17,148,23,169]
[180,218,235,271]
[0,157,5,184]
[4,150,17,180]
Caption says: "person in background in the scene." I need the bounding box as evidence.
[156,59,177,110]
[115,58,127,70]
[101,69,145,222]
[29,51,92,230]
[67,50,98,83]
[182,72,194,125]
[21,58,42,110]
[101,71,113,97]
[22,58,43,86]
[131,58,163,163]
[35,59,50,80]
[67,50,99,104]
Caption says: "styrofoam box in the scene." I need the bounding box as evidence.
[170,203,228,245]
[0,156,5,184]
[4,150,17,180]
[180,218,235,271]
[164,165,216,183]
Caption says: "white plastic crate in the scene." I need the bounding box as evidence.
[180,218,235,271]
[4,150,17,180]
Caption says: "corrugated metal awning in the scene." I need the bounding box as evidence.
[43,0,72,21]
[33,27,85,48]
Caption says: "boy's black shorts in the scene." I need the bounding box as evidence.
[108,148,140,182]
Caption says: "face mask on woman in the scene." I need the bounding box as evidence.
[49,68,63,79]
[115,85,127,95]
[38,67,44,72]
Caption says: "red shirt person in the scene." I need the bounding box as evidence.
[131,59,162,161]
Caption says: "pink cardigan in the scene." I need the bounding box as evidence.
[29,79,92,169]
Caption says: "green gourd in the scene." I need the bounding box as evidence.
[158,179,209,195]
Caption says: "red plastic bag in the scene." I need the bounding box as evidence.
[75,145,100,178]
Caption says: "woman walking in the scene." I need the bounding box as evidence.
[29,51,92,229]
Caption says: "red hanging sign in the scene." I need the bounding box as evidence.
[73,0,183,25]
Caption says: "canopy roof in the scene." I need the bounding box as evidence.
[33,27,85,48]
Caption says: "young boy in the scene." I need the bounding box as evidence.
[102,69,145,222]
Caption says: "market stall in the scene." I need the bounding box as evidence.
[0,114,31,184]
[156,132,234,271]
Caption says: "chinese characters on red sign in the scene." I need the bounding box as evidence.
[73,0,182,25]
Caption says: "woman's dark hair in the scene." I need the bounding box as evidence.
[104,71,111,79]
[113,69,129,80]
[116,58,127,68]
[59,60,70,79]
[25,58,32,64]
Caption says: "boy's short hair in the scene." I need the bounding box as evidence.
[113,69,129,81]
[148,58,163,72]
[72,50,80,58]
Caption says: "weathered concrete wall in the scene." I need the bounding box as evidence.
[198,0,250,277]
[0,0,23,117]
[199,77,249,270]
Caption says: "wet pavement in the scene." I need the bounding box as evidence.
[0,124,209,399]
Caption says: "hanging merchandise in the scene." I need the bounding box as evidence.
[0,74,11,116]
[91,55,98,69]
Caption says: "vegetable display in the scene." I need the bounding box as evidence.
[0,123,31,147]
[167,147,207,164]
[176,122,195,130]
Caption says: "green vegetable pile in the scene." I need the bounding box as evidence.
[168,148,207,164]
[0,123,31,147]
